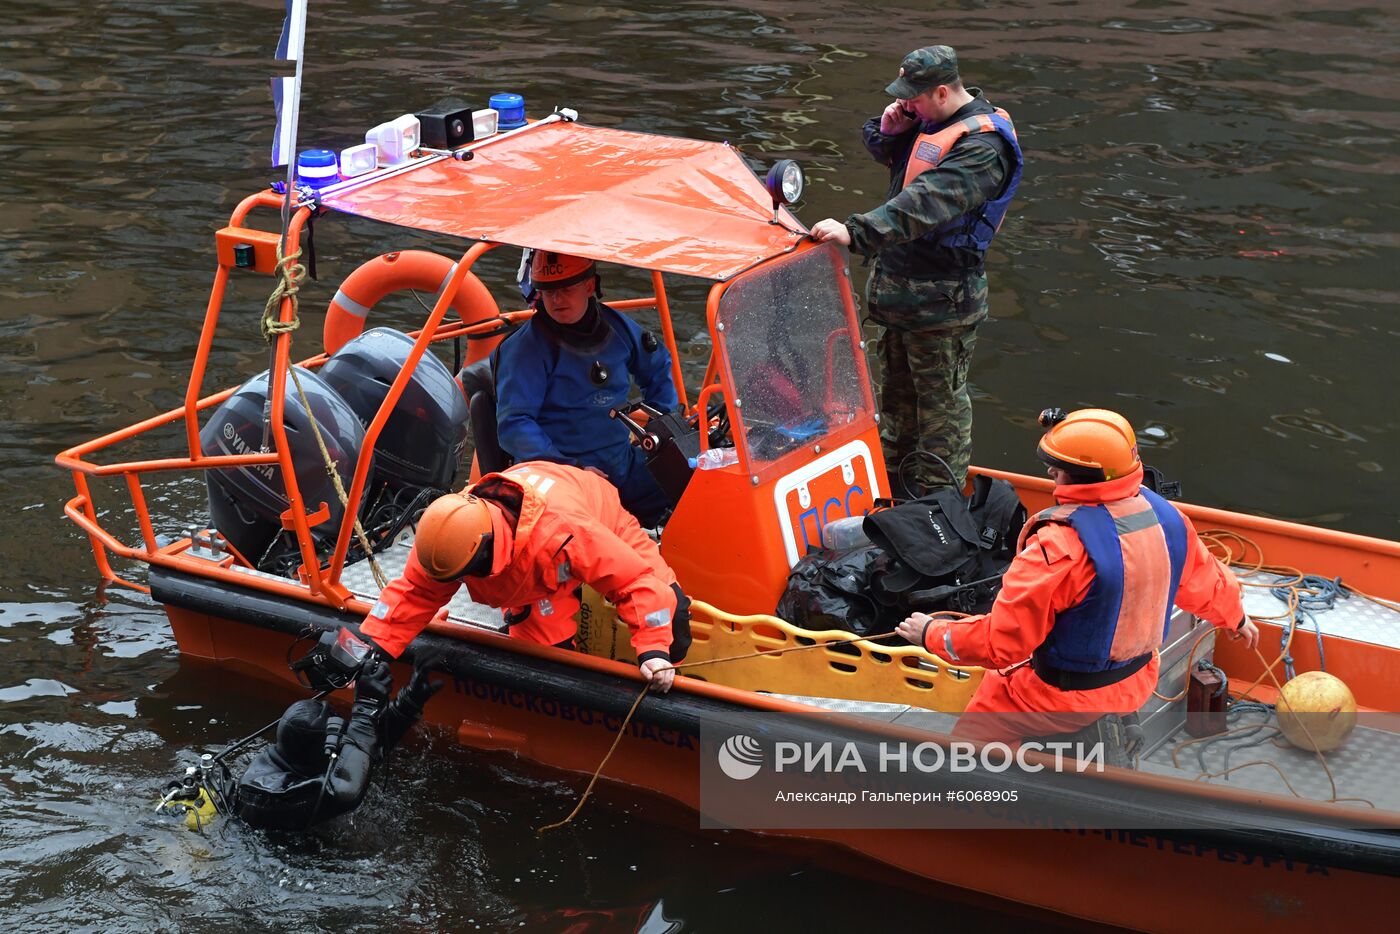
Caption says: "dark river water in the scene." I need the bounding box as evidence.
[3,0,1397,930]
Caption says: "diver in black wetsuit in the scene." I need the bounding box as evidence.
[234,660,442,830]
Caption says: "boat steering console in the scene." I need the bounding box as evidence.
[610,401,724,511]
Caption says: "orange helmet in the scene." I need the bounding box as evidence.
[530,250,597,291]
[1037,408,1140,482]
[414,492,496,580]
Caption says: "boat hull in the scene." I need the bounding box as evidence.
[153,566,1400,932]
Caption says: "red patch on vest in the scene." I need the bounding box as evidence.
[915,140,943,163]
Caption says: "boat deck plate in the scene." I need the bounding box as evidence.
[1236,570,1400,650]
[770,694,1400,813]
[1139,710,1400,812]
[339,535,507,633]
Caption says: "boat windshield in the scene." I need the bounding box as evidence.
[716,243,872,470]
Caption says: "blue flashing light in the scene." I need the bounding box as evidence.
[297,148,339,190]
[489,93,527,130]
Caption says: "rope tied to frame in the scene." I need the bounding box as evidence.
[261,245,306,342]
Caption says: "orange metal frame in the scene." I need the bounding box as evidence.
[55,189,726,607]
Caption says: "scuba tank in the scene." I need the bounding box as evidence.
[156,755,223,832]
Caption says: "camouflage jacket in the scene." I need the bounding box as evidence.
[845,90,1011,280]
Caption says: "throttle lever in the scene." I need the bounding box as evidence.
[609,407,657,450]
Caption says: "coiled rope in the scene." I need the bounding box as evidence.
[1168,530,1392,808]
[1270,575,1340,678]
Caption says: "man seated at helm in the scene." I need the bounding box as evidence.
[492,250,678,527]
[896,408,1260,740]
[361,460,690,692]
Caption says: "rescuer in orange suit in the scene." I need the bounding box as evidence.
[896,409,1259,738]
[361,461,691,692]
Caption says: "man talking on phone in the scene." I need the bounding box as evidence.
[812,45,1023,496]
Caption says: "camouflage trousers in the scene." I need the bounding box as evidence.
[867,266,989,493]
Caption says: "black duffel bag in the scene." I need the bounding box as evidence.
[864,474,1026,618]
[776,476,1026,636]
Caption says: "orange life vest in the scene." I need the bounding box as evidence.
[901,107,1016,188]
[1018,487,1189,674]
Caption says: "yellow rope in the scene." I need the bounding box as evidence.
[261,246,305,341]
[536,628,921,833]
[286,367,387,590]
[262,245,388,591]
[535,685,648,835]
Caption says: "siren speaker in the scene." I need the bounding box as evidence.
[416,104,477,149]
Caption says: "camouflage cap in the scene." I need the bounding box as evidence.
[885,45,960,99]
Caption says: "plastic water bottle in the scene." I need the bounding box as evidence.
[822,515,869,551]
[693,447,739,470]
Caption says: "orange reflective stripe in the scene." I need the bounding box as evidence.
[1104,498,1171,660]
[900,107,1012,188]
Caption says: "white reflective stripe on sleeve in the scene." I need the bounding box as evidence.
[370,599,391,620]
[943,629,961,662]
[538,599,554,616]
[645,608,672,628]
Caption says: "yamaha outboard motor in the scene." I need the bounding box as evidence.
[202,368,366,569]
[318,327,469,492]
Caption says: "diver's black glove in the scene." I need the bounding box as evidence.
[396,665,446,716]
[346,657,394,763]
[353,657,394,711]
[379,658,446,751]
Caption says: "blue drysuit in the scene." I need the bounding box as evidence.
[494,299,679,525]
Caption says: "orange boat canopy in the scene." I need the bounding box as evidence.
[322,120,806,281]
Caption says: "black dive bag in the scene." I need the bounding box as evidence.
[777,476,1026,636]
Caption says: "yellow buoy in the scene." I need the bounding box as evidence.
[1275,671,1358,752]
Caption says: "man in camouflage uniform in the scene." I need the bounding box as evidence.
[813,46,1023,493]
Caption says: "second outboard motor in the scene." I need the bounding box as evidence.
[202,368,367,567]
[318,328,469,492]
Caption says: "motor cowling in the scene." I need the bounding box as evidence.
[201,368,367,565]
[318,327,469,492]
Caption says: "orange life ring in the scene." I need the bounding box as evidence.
[324,250,503,363]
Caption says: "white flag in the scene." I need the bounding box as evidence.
[270,0,308,167]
